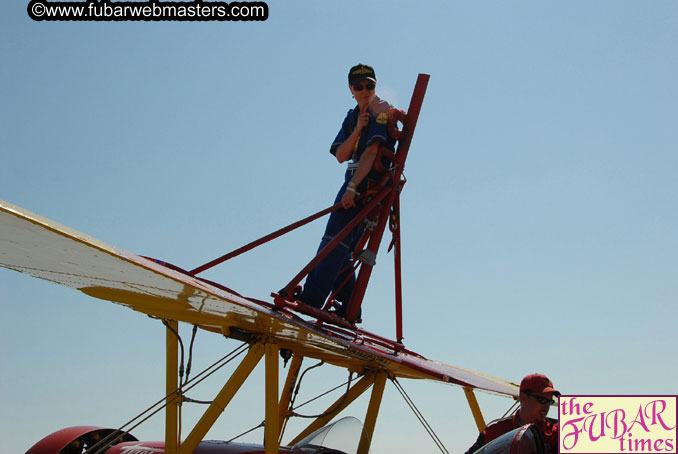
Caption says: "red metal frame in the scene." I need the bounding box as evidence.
[391,193,404,342]
[277,185,392,302]
[188,203,345,276]
[191,74,430,344]
[344,74,430,335]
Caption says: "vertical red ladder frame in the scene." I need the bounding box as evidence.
[345,74,429,340]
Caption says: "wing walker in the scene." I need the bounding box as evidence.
[190,74,429,341]
[1,74,524,454]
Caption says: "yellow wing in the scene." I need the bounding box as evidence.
[0,199,518,396]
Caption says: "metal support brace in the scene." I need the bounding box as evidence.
[265,343,280,454]
[289,374,376,446]
[278,355,304,441]
[178,342,265,454]
[165,320,179,454]
[357,372,387,454]
[464,387,486,431]
[392,193,403,342]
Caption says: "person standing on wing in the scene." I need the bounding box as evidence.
[298,63,396,317]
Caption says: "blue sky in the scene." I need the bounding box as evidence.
[1,1,677,453]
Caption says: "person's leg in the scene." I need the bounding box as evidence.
[299,186,360,308]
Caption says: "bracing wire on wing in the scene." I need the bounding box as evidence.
[84,341,250,454]
[291,377,355,412]
[185,324,199,385]
[501,398,520,419]
[227,421,266,443]
[391,376,450,454]
[287,361,356,419]
[228,369,360,444]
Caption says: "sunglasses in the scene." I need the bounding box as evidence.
[524,391,555,405]
[352,82,375,92]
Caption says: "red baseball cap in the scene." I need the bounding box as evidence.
[520,373,560,396]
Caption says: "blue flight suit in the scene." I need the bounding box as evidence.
[300,97,396,313]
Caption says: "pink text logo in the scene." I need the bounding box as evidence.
[559,396,677,454]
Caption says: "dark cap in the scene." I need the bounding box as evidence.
[520,373,560,396]
[348,64,376,85]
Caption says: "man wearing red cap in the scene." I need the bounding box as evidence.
[464,373,560,454]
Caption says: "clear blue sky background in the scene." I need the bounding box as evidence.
[1,1,677,453]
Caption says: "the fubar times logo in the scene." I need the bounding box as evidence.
[559,396,677,454]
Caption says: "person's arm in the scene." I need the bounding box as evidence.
[334,129,361,163]
[333,107,370,163]
[340,140,379,208]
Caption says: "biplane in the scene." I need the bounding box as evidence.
[1,74,526,454]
